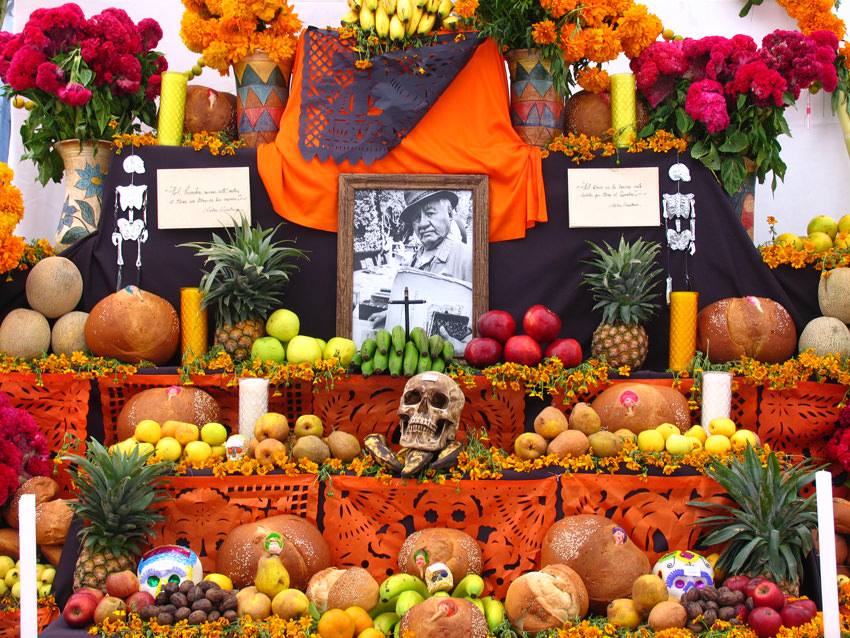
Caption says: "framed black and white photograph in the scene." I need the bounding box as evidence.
[337,174,489,357]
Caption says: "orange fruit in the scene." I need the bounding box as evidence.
[357,629,385,638]
[317,609,356,638]
[345,606,374,634]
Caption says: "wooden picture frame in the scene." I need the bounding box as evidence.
[337,174,489,355]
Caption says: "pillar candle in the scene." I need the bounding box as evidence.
[610,73,637,148]
[816,471,841,638]
[239,377,269,440]
[700,371,733,431]
[157,71,188,146]
[19,494,36,638]
[668,291,698,372]
[180,287,208,364]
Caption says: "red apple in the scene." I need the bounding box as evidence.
[504,335,543,366]
[94,596,126,625]
[733,602,749,623]
[744,576,769,598]
[63,592,99,628]
[751,581,785,611]
[476,310,516,344]
[105,569,140,599]
[523,305,561,343]
[74,586,105,602]
[780,601,816,628]
[788,598,817,617]
[544,338,582,367]
[723,575,751,592]
[464,337,503,368]
[748,606,783,638]
[125,590,156,611]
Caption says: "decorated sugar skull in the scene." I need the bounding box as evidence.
[225,434,247,461]
[424,561,454,594]
[652,550,714,599]
[137,545,203,596]
[398,371,464,451]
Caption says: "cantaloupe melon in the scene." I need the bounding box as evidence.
[818,267,850,323]
[25,256,83,318]
[51,311,89,356]
[798,316,850,357]
[0,308,50,358]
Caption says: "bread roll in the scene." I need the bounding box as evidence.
[85,286,180,365]
[398,595,489,638]
[39,543,64,567]
[0,528,19,559]
[326,567,380,612]
[35,499,73,545]
[589,383,690,434]
[4,476,61,527]
[115,385,221,442]
[184,85,237,139]
[215,514,332,590]
[505,564,589,633]
[399,527,483,585]
[306,567,345,614]
[696,296,796,364]
[835,498,850,534]
[540,514,610,566]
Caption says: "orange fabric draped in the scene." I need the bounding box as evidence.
[257,33,548,242]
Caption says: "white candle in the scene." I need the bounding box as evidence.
[700,371,733,432]
[19,494,36,637]
[817,470,840,638]
[239,377,269,441]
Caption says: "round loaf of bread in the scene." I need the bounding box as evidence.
[35,499,73,545]
[85,286,180,365]
[589,383,690,434]
[0,528,18,559]
[115,385,221,442]
[215,514,332,590]
[505,564,589,633]
[696,296,796,364]
[398,527,483,585]
[4,476,60,527]
[307,566,379,614]
[184,85,237,139]
[398,595,489,638]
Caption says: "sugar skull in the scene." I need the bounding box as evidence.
[652,550,714,599]
[137,544,203,597]
[424,561,454,594]
[398,372,464,451]
[226,434,247,461]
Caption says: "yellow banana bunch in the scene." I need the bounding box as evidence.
[405,5,422,35]
[389,14,405,40]
[381,0,397,16]
[340,8,360,25]
[360,3,375,30]
[365,0,379,11]
[417,11,436,35]
[441,14,459,29]
[396,0,413,23]
[375,4,390,38]
[437,0,453,19]
[413,0,428,9]
[426,0,441,13]
[347,0,363,10]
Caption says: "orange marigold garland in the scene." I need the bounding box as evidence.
[0,163,51,278]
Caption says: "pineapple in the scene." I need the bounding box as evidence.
[181,214,308,361]
[62,439,173,592]
[688,445,818,593]
[581,237,663,369]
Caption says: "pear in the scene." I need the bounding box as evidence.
[327,430,361,462]
[291,435,331,464]
[569,402,601,435]
[588,430,621,458]
[254,554,291,599]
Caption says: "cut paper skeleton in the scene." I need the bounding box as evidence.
[662,163,695,256]
[112,154,149,288]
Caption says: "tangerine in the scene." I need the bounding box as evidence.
[317,609,356,638]
[345,606,374,634]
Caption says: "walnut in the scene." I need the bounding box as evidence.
[223,609,238,621]
[702,609,718,628]
[718,606,737,621]
[156,612,174,626]
[685,602,704,620]
[682,587,702,603]
[173,607,192,622]
[187,610,207,625]
[686,620,704,633]
[717,589,738,606]
[208,610,221,622]
[703,600,719,611]
[700,586,720,602]
[187,585,204,603]
[169,592,189,609]
[138,605,159,621]
[191,598,213,613]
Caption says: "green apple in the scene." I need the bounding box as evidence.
[266,309,300,342]
[37,582,52,598]
[322,337,358,366]
[0,555,15,579]
[5,567,19,587]
[201,422,228,446]
[665,433,694,456]
[183,440,213,464]
[285,335,323,364]
[0,580,9,596]
[40,567,56,584]
[838,214,850,235]
[251,336,286,363]
[315,338,327,353]
[11,581,20,598]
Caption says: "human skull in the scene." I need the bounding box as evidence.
[398,371,464,451]
[652,550,714,599]
[424,561,454,594]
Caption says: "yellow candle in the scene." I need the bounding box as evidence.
[668,291,698,372]
[157,71,188,146]
[610,73,637,148]
[180,287,207,364]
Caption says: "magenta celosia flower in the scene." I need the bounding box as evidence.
[685,79,730,133]
[726,60,786,106]
[138,18,162,53]
[5,45,47,90]
[23,3,85,57]
[58,81,91,106]
[630,40,689,107]
[113,53,141,95]
[35,61,65,94]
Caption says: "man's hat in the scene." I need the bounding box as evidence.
[399,190,458,224]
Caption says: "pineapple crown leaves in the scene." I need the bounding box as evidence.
[61,439,174,556]
[687,445,820,586]
[179,213,309,327]
[581,236,664,325]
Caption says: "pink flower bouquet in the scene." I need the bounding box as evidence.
[0,3,168,185]
[0,392,51,506]
[630,30,838,196]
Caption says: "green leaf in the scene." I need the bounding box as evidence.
[77,200,96,226]
[60,226,88,245]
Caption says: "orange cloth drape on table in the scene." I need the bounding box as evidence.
[257,34,548,242]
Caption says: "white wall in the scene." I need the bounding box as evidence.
[9,0,850,245]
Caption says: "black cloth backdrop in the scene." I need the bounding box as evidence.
[34,145,819,371]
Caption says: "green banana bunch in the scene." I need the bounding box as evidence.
[361,338,377,361]
[395,589,425,616]
[481,596,506,633]
[361,327,451,377]
[376,328,392,355]
[452,573,485,598]
[372,611,400,634]
[379,573,430,601]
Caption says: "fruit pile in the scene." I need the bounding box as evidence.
[250,413,363,466]
[63,570,159,628]
[773,213,850,254]
[138,580,238,626]
[251,308,358,367]
[349,326,453,377]
[112,419,229,465]
[0,555,54,600]
[340,0,458,40]
[466,305,582,369]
